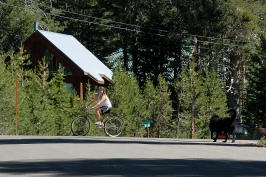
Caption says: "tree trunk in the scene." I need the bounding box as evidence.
[228,51,241,117]
[191,115,195,139]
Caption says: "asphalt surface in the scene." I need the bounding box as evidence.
[0,135,265,177]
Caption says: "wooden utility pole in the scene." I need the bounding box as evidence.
[16,76,19,135]
[191,115,195,139]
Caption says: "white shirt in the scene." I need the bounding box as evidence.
[98,94,112,108]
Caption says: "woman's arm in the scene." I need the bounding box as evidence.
[86,95,98,107]
[92,94,106,108]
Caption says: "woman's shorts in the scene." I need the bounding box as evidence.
[100,106,112,114]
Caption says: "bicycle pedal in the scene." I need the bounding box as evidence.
[97,125,105,129]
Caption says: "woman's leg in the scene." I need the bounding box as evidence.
[95,109,102,121]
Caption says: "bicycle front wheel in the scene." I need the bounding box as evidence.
[104,117,124,137]
[71,116,90,136]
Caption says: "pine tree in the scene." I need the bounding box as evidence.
[175,59,228,139]
[144,75,173,138]
[197,69,228,138]
[48,66,74,135]
[0,58,16,134]
[0,47,31,135]
[142,78,156,137]
[19,60,81,136]
[19,59,52,135]
[245,36,266,137]
[109,63,147,137]
[175,59,203,139]
[0,0,63,52]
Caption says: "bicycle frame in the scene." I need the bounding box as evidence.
[71,108,124,137]
[83,108,110,124]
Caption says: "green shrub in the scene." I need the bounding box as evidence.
[258,136,266,146]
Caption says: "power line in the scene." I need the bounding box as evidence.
[37,2,249,46]
[38,3,169,35]
[0,1,249,46]
[0,1,168,37]
[47,13,167,37]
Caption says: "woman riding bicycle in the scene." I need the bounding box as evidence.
[86,86,112,126]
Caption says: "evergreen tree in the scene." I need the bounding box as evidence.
[0,47,31,135]
[52,0,119,64]
[0,0,63,53]
[175,59,203,139]
[175,59,228,139]
[245,36,266,138]
[109,63,147,137]
[142,78,156,137]
[19,60,82,136]
[144,75,173,138]
[48,66,74,135]
[0,57,16,134]
[19,59,52,135]
[218,0,266,111]
[197,69,228,138]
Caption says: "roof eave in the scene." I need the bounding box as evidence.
[99,74,113,83]
[84,72,105,84]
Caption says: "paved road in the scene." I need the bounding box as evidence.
[0,136,265,177]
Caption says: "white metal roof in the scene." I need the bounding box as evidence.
[37,30,112,83]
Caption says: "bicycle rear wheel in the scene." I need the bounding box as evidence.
[71,116,90,136]
[104,117,124,137]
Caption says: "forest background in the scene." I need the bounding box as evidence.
[0,0,265,139]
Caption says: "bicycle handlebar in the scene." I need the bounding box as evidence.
[85,106,94,111]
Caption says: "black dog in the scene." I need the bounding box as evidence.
[209,108,237,143]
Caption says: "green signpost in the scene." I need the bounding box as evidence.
[142,119,153,137]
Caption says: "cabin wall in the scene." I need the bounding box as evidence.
[23,33,111,99]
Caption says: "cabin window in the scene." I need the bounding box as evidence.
[44,49,73,76]
[66,83,73,93]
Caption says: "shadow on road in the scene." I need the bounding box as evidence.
[0,158,265,176]
[0,136,264,176]
[0,136,258,147]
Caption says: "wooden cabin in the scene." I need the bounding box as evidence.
[23,30,113,99]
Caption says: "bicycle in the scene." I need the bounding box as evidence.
[71,108,124,137]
